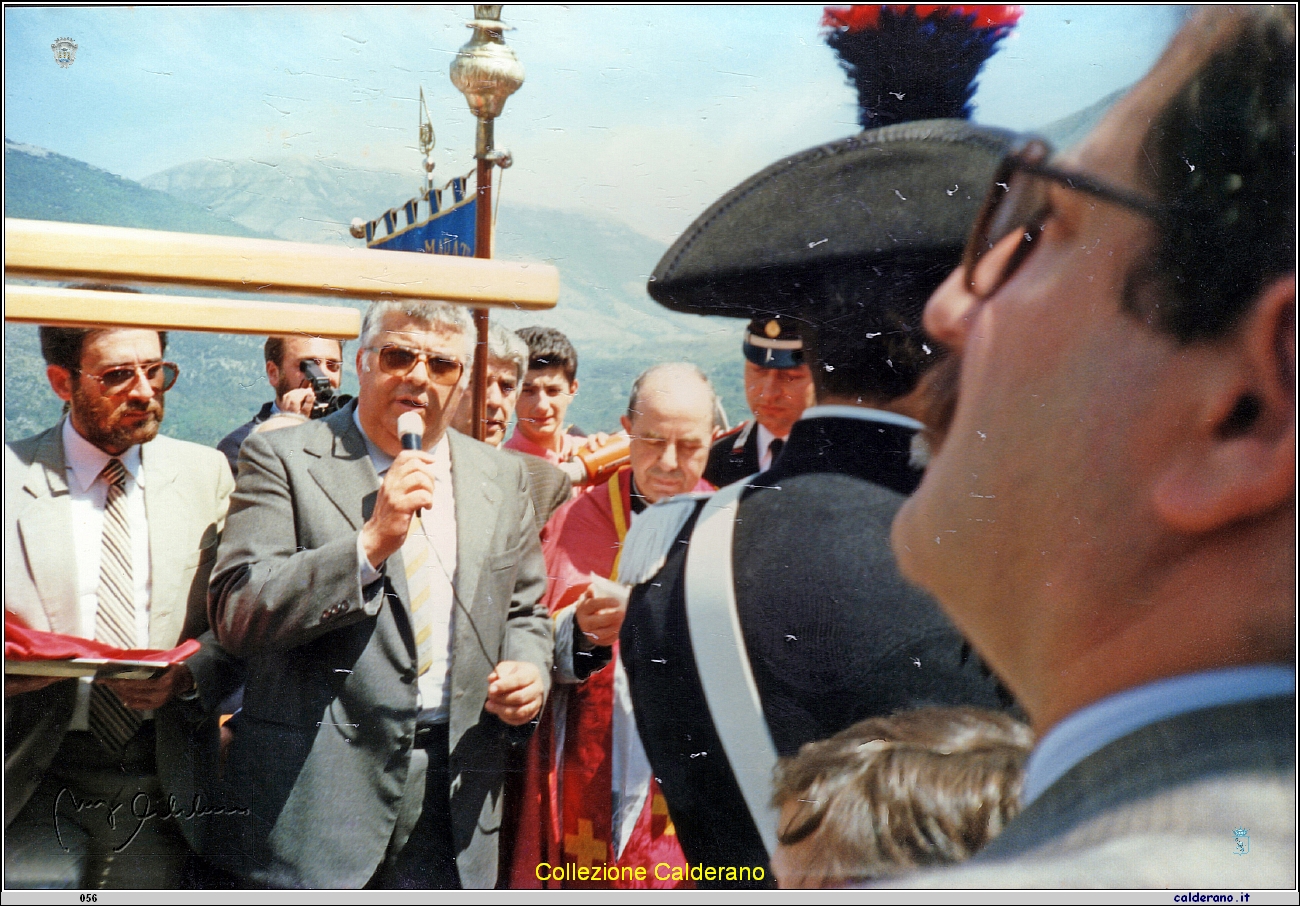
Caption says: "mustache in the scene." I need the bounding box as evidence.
[120,399,165,418]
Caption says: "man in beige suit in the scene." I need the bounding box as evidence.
[5,325,235,889]
[210,300,552,888]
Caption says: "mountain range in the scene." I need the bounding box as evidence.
[4,139,742,447]
[4,85,1115,447]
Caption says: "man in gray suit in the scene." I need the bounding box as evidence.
[209,300,552,888]
[450,322,571,532]
[892,6,1295,887]
[5,325,235,889]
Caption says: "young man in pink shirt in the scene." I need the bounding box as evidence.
[505,326,586,466]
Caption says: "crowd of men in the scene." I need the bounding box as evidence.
[4,6,1294,891]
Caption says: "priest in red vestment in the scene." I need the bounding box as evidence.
[509,364,720,888]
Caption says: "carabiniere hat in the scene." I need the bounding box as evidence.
[647,6,1024,319]
[647,118,1014,319]
[742,314,804,369]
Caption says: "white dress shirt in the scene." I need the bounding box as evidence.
[353,411,457,723]
[755,423,781,473]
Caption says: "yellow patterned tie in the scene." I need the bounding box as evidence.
[402,515,435,676]
[88,458,143,752]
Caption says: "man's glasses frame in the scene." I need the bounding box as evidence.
[962,137,1172,301]
[74,361,180,394]
[366,345,465,386]
[297,357,343,375]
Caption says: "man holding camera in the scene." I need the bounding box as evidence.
[216,335,349,474]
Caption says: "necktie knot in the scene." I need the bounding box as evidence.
[101,458,128,489]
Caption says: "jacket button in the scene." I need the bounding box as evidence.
[401,669,417,684]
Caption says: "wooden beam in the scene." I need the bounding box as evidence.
[3,218,559,310]
[4,285,360,339]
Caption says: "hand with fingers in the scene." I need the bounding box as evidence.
[485,660,545,726]
[359,450,436,567]
[278,386,318,417]
[573,575,631,650]
[99,664,196,710]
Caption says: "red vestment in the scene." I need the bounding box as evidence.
[508,467,707,889]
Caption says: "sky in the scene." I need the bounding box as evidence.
[5,5,1188,244]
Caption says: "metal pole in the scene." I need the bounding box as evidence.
[470,118,494,442]
[450,4,523,442]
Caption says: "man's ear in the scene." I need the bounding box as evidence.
[265,358,280,390]
[47,364,74,403]
[1154,274,1296,533]
[620,414,632,436]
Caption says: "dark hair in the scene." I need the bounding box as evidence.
[515,325,578,382]
[772,706,1032,884]
[799,256,953,404]
[264,336,286,367]
[264,335,345,367]
[1136,7,1295,341]
[38,285,167,370]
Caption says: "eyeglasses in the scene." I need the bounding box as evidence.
[74,361,180,393]
[963,138,1170,301]
[367,345,465,386]
[298,358,342,374]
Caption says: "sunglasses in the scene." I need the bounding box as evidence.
[298,357,342,374]
[368,345,465,386]
[75,361,180,394]
[962,138,1170,301]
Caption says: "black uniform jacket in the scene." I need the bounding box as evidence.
[621,413,1014,887]
[703,420,760,488]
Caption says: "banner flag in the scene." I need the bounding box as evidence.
[365,181,476,257]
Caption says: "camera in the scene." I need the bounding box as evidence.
[301,360,350,419]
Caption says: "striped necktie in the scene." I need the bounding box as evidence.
[403,515,436,676]
[88,458,143,752]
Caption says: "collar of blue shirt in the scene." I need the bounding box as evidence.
[1022,664,1297,805]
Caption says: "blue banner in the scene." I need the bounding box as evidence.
[366,186,476,257]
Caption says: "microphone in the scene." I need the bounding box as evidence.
[398,411,424,451]
[397,411,426,522]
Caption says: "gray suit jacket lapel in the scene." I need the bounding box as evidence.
[304,410,406,605]
[306,410,380,532]
[16,424,78,635]
[449,431,500,635]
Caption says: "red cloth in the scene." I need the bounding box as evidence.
[4,610,200,664]
[508,468,708,889]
